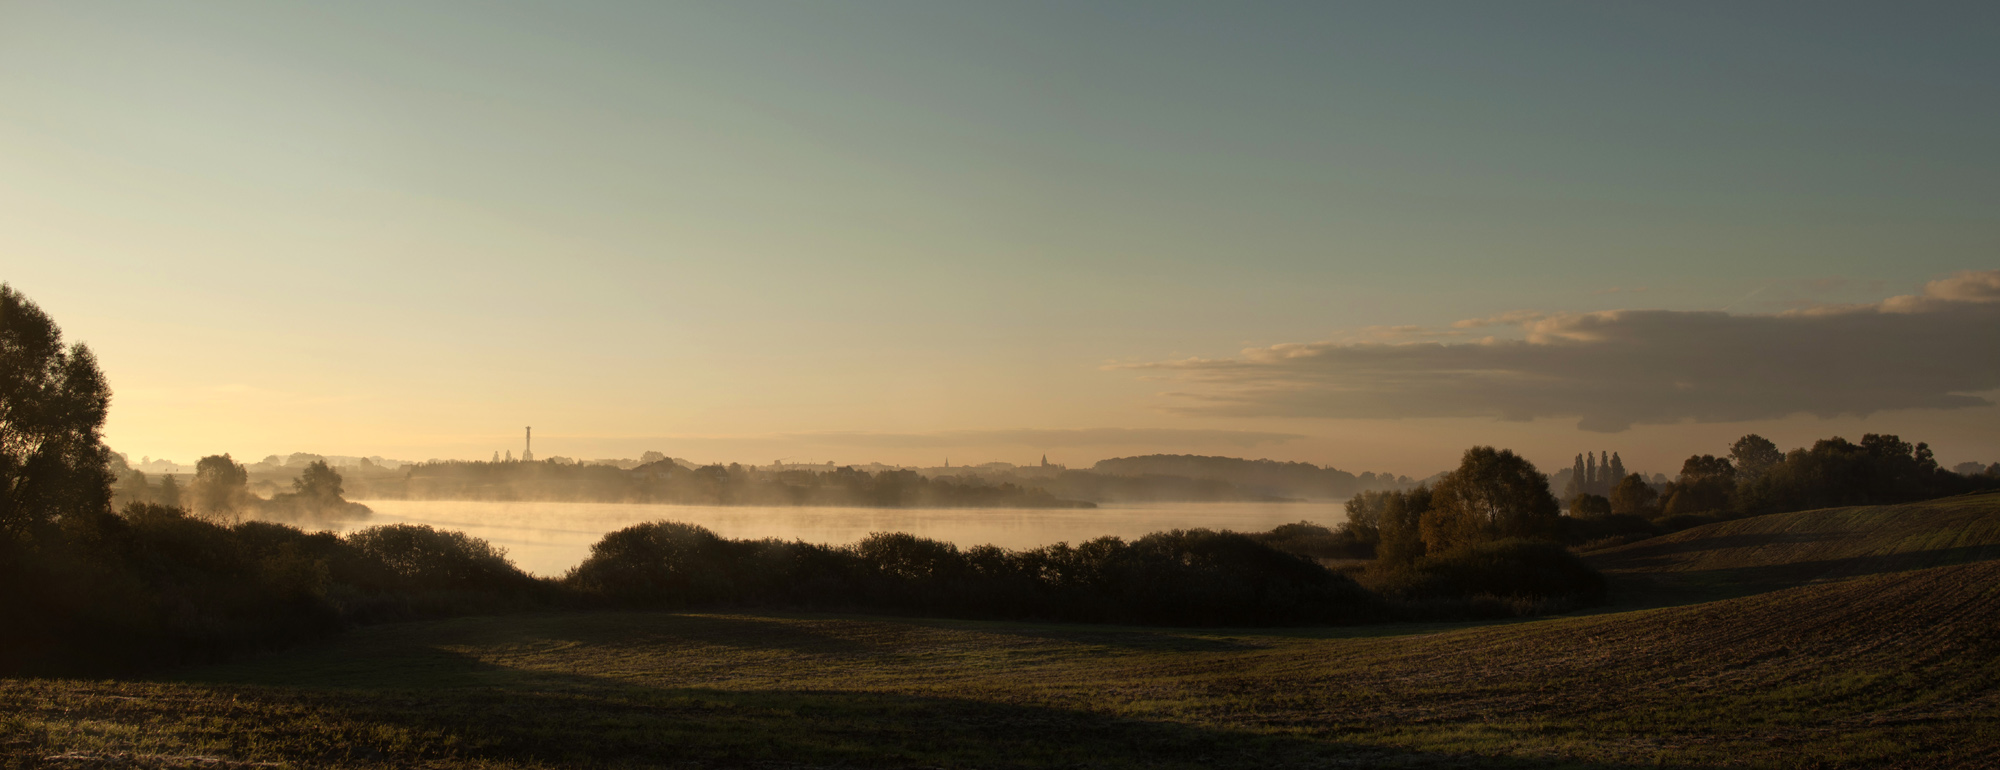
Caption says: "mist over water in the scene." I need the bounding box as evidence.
[331,500,1342,577]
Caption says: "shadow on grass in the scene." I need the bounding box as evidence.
[1593,530,1838,567]
[155,646,1687,770]
[1600,542,2000,609]
[918,622,1274,652]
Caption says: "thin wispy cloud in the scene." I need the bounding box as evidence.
[778,428,1306,449]
[1121,270,2000,433]
[544,428,1306,451]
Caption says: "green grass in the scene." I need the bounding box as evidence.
[7,494,2000,768]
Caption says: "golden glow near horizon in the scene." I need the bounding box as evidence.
[5,3,1999,477]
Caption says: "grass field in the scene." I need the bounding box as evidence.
[6,493,2000,768]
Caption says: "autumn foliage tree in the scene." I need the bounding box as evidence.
[1420,446,1560,553]
[1608,473,1660,516]
[1375,484,1431,564]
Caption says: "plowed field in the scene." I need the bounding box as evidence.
[1591,492,2000,600]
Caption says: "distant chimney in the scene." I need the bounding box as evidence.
[523,426,534,462]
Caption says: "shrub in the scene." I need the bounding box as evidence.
[345,524,537,594]
[1,505,352,674]
[1362,539,1606,618]
[566,521,767,606]
[566,522,1383,626]
[1557,513,1657,546]
[1251,521,1374,560]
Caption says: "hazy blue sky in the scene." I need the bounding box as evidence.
[4,2,1997,475]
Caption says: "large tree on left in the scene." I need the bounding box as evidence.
[0,284,112,535]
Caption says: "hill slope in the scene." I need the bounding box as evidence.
[1590,492,2000,597]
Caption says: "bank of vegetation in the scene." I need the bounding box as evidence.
[376,460,1097,508]
[1091,454,1420,499]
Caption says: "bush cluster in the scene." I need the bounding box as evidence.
[567,523,1384,626]
[1360,539,1606,618]
[0,505,544,675]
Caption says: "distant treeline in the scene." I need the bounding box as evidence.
[1546,432,2000,549]
[1332,434,2000,559]
[1091,454,1419,500]
[113,453,1415,508]
[111,454,372,523]
[362,461,1096,508]
[351,459,1343,507]
[955,469,1291,503]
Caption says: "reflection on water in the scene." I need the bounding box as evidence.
[317,500,1343,577]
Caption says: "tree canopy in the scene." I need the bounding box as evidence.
[1421,446,1560,553]
[0,284,112,534]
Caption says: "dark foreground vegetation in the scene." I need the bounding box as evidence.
[7,493,1999,769]
[2,501,1611,674]
[566,523,1383,626]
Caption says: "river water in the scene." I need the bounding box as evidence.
[329,500,1346,577]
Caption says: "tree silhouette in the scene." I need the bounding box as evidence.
[1664,454,1735,516]
[1729,434,1784,482]
[191,454,249,517]
[0,284,113,534]
[1375,485,1431,564]
[1568,493,1612,518]
[1421,446,1560,553]
[1608,473,1659,516]
[294,459,344,502]
[156,474,182,509]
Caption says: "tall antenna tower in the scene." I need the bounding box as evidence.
[523,426,534,462]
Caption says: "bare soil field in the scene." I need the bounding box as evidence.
[5,494,1999,768]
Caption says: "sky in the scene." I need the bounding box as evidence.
[3,1,1998,477]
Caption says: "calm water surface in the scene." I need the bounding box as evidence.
[332,500,1344,577]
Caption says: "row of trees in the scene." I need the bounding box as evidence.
[382,459,1095,508]
[112,454,368,522]
[1560,451,1627,500]
[1089,454,1415,499]
[1562,433,2000,525]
